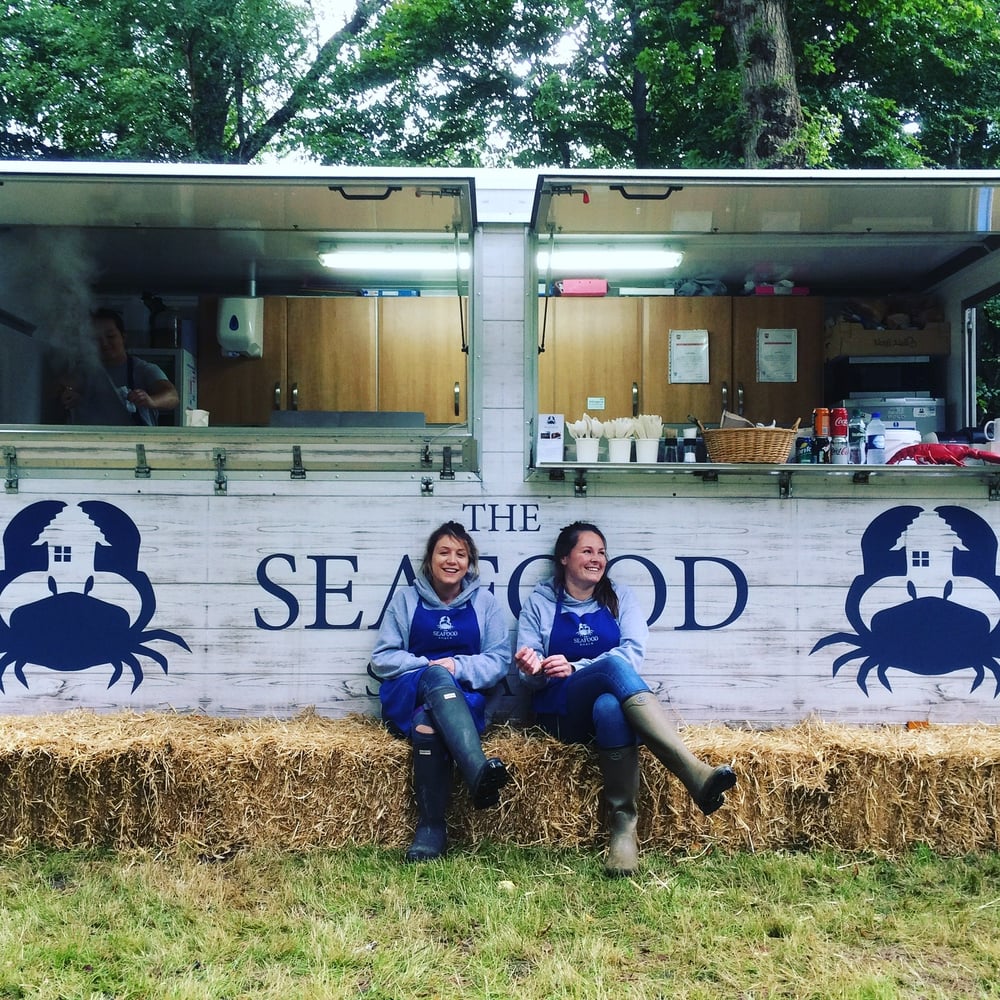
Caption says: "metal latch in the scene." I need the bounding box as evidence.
[990,474,1000,501]
[291,445,306,480]
[440,445,455,480]
[134,444,151,479]
[3,446,17,493]
[778,470,792,499]
[213,448,227,495]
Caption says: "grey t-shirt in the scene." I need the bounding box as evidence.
[69,355,169,426]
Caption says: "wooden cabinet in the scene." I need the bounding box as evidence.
[538,294,825,429]
[731,296,825,428]
[378,297,468,423]
[197,295,465,426]
[538,297,642,419]
[641,297,733,424]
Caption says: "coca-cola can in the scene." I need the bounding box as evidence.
[813,407,830,438]
[831,436,849,464]
[831,406,849,438]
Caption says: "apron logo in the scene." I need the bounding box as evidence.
[811,504,1000,696]
[433,614,459,639]
[0,500,190,693]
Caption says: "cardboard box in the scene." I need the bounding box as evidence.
[824,321,951,360]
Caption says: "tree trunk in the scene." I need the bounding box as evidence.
[718,0,805,168]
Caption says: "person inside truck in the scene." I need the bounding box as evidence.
[57,308,179,426]
[514,521,737,878]
[370,521,512,862]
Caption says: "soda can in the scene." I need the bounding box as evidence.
[812,407,830,438]
[831,407,849,438]
[796,436,814,463]
[812,436,831,464]
[831,436,849,464]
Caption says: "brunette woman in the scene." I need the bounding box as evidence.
[514,521,736,876]
[371,521,511,861]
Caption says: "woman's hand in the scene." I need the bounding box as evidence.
[514,646,542,676]
[428,657,456,674]
[540,654,574,679]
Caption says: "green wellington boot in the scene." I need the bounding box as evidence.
[598,745,641,877]
[622,692,736,815]
[404,741,452,862]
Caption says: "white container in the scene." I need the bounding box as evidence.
[606,438,632,463]
[218,297,264,357]
[635,438,659,464]
[575,437,600,463]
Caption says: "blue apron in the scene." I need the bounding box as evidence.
[532,590,621,715]
[379,596,486,737]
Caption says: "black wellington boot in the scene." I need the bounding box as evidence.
[622,692,736,816]
[424,685,510,809]
[598,746,640,878]
[404,735,452,862]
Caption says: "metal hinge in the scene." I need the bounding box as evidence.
[3,446,17,493]
[440,445,455,480]
[290,445,306,480]
[213,448,228,495]
[134,444,151,479]
[990,475,1000,501]
[421,477,434,496]
[574,470,588,497]
[778,470,792,499]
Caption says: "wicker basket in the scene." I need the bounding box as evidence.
[702,421,800,464]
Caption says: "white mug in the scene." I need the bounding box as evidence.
[985,419,996,441]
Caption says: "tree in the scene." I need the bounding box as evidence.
[717,0,806,167]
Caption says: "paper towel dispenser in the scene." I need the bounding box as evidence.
[218,297,264,357]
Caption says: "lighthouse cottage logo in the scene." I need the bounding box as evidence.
[0,500,189,692]
[812,505,1000,696]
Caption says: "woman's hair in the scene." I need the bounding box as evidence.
[552,521,618,618]
[420,521,479,579]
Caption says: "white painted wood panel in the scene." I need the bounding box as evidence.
[3,482,1000,726]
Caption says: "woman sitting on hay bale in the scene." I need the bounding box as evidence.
[514,521,737,877]
[370,521,511,862]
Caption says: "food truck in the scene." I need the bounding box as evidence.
[2,161,1000,727]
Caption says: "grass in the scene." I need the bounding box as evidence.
[0,843,998,999]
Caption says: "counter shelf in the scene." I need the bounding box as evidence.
[533,459,1000,501]
[1,426,478,493]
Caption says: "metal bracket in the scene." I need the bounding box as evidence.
[213,448,228,495]
[778,470,792,499]
[440,445,455,480]
[548,468,566,481]
[420,444,433,467]
[421,477,434,496]
[694,469,719,483]
[852,470,871,484]
[134,444,151,479]
[574,470,588,497]
[3,446,17,494]
[290,445,306,480]
[990,475,1000,501]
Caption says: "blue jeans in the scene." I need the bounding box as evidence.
[535,654,650,749]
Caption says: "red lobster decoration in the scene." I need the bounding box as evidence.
[887,443,1000,466]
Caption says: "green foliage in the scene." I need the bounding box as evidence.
[977,296,1000,421]
[1,0,999,166]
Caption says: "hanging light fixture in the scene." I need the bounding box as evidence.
[535,245,683,271]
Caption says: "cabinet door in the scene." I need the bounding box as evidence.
[537,297,642,421]
[378,297,468,423]
[196,296,286,426]
[642,297,733,424]
[286,298,376,412]
[731,297,825,428]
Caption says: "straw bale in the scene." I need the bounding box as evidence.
[1,712,999,857]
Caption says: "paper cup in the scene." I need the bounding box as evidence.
[574,437,599,463]
[635,438,659,464]
[606,438,632,463]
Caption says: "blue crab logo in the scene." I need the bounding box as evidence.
[811,505,1000,696]
[0,500,190,693]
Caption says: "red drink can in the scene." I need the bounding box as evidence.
[813,407,830,438]
[831,406,849,438]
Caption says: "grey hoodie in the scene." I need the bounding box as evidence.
[370,571,510,691]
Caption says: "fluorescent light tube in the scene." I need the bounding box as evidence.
[318,247,470,270]
[536,248,683,270]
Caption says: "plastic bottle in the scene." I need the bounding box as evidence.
[848,409,867,465]
[865,412,886,464]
